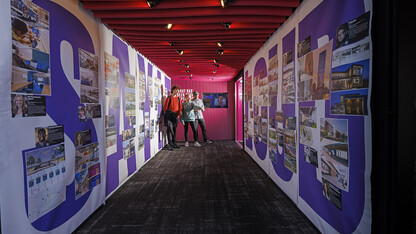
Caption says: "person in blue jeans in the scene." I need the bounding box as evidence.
[181,94,201,147]
[192,90,212,144]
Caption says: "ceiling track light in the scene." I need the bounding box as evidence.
[169,41,175,46]
[185,70,190,73]
[220,0,234,8]
[184,64,189,68]
[179,60,183,63]
[166,23,173,30]
[217,50,224,55]
[214,64,219,68]
[176,50,183,55]
[190,74,193,77]
[213,59,217,63]
[147,0,159,8]
[189,77,192,80]
[217,42,223,47]
[221,22,232,29]
[213,70,217,73]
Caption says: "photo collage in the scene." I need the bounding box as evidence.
[104,52,120,156]
[11,0,49,117]
[299,107,319,167]
[79,49,99,104]
[268,51,279,107]
[138,124,145,150]
[125,73,136,116]
[296,40,332,102]
[282,61,295,104]
[148,76,153,107]
[330,12,370,116]
[104,52,120,109]
[243,10,371,211]
[122,128,135,159]
[283,116,297,173]
[75,142,100,199]
[138,71,145,110]
[25,141,66,223]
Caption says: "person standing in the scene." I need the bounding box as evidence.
[192,90,212,144]
[163,85,182,150]
[181,94,201,147]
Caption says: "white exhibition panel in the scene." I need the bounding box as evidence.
[243,0,373,233]
[1,0,169,233]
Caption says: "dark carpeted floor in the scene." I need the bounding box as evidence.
[74,141,320,233]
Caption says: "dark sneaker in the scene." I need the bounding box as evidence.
[205,140,213,144]
[172,144,180,149]
[167,145,174,151]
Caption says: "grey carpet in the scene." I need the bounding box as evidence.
[74,141,320,233]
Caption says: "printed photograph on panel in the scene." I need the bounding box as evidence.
[310,41,332,100]
[79,49,99,103]
[25,143,66,223]
[282,62,295,104]
[297,52,313,102]
[320,118,349,191]
[331,89,368,115]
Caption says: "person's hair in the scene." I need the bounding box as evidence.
[171,85,180,92]
[12,95,27,115]
[338,23,348,33]
[192,90,199,96]
[38,128,46,137]
[76,132,83,146]
[185,93,191,98]
[12,18,28,34]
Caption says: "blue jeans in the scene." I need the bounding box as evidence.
[195,119,208,142]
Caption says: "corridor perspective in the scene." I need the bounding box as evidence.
[74,141,319,233]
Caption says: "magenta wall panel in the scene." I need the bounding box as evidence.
[172,80,235,141]
[236,79,243,142]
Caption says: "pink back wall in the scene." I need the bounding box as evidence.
[172,80,235,141]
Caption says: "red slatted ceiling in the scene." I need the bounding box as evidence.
[80,0,300,81]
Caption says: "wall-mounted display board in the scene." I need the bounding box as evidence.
[243,0,372,233]
[0,0,170,233]
[203,93,228,108]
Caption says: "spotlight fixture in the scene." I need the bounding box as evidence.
[147,0,159,8]
[213,70,217,73]
[166,24,173,30]
[221,22,232,29]
[189,77,192,80]
[217,42,223,47]
[176,50,183,55]
[184,64,189,68]
[214,64,219,68]
[185,70,190,73]
[220,0,234,8]
[190,74,193,77]
[213,59,217,63]
[169,42,175,46]
[217,50,224,55]
[179,60,183,63]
